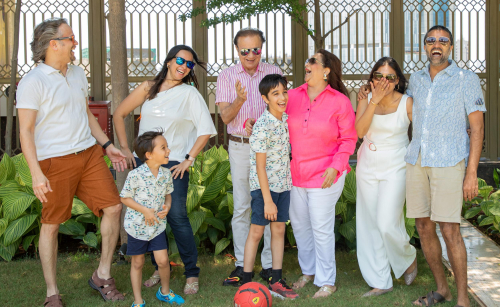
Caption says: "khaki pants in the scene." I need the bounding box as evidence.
[406,154,465,223]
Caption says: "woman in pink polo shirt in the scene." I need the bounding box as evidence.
[287,49,357,298]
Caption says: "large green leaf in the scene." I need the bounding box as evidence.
[464,206,482,219]
[205,217,225,233]
[0,180,22,200]
[338,218,356,242]
[479,216,495,226]
[481,200,495,216]
[71,198,92,215]
[207,227,219,245]
[0,154,16,184]
[490,190,500,201]
[335,202,347,216]
[168,237,178,255]
[3,214,38,246]
[200,146,220,182]
[83,232,99,248]
[342,171,356,204]
[22,235,36,251]
[0,237,21,261]
[59,219,85,236]
[0,218,8,236]
[488,202,500,216]
[76,213,98,224]
[479,186,493,200]
[188,210,206,235]
[214,237,231,255]
[12,154,32,187]
[477,178,487,189]
[200,160,230,204]
[3,192,37,221]
[186,184,205,214]
[189,153,203,185]
[198,222,208,234]
[286,224,296,246]
[218,145,229,161]
[227,192,234,215]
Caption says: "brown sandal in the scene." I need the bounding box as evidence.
[88,270,125,301]
[43,294,63,307]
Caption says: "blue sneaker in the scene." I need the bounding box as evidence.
[156,286,185,305]
[131,299,146,307]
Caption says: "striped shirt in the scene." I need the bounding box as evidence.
[215,62,283,136]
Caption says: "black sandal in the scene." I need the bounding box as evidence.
[413,291,447,306]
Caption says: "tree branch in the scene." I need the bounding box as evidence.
[321,8,360,40]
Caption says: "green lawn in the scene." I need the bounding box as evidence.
[0,249,479,307]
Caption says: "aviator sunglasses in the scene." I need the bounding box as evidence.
[175,57,196,69]
[51,35,76,44]
[373,72,397,83]
[239,47,262,56]
[425,36,450,46]
[305,57,325,67]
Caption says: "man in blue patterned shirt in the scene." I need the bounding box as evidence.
[406,25,486,307]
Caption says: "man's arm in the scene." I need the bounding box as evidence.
[18,108,52,202]
[219,80,247,124]
[463,111,484,201]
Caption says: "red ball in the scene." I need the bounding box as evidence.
[234,282,272,307]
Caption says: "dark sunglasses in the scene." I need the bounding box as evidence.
[373,72,398,83]
[239,47,262,56]
[176,57,195,69]
[52,35,76,44]
[425,36,450,46]
[305,57,325,67]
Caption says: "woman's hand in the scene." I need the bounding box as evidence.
[321,168,339,189]
[121,147,137,169]
[170,160,191,179]
[264,201,278,221]
[370,78,391,105]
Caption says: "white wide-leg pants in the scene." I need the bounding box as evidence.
[356,145,416,289]
[229,140,272,269]
[289,171,346,287]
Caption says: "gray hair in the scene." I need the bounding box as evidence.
[30,18,68,63]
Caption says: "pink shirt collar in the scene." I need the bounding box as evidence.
[236,62,263,75]
[295,83,338,96]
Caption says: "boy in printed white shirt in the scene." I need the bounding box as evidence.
[241,74,298,299]
[120,131,184,306]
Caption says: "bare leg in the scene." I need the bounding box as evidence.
[153,250,170,294]
[97,204,122,279]
[439,222,469,307]
[243,225,265,273]
[413,218,452,305]
[270,222,285,270]
[39,224,60,297]
[130,255,145,305]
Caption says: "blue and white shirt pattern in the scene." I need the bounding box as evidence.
[405,60,487,167]
[249,110,292,193]
[120,163,174,241]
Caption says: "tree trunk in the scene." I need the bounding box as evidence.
[313,0,324,51]
[5,0,21,156]
[108,0,131,245]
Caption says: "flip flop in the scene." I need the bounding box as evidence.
[144,274,161,288]
[313,285,336,298]
[405,259,418,285]
[413,291,447,306]
[292,275,313,289]
[184,281,199,294]
[362,287,393,297]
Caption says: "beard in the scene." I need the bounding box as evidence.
[427,51,450,66]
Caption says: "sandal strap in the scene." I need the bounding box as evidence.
[184,282,199,290]
[43,294,63,307]
[318,286,334,294]
[91,271,125,301]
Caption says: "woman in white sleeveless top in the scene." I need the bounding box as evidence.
[355,57,417,297]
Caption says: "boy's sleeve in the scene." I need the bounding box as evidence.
[249,121,269,153]
[120,173,136,198]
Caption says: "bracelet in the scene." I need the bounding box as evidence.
[102,140,112,150]
[370,99,378,105]
[243,118,249,129]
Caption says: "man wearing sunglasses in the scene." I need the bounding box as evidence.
[17,18,126,306]
[404,25,486,307]
[215,27,283,286]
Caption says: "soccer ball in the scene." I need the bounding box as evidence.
[234,282,272,307]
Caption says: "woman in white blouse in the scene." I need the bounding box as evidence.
[114,45,217,295]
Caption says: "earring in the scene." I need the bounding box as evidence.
[395,84,400,90]
[323,72,327,81]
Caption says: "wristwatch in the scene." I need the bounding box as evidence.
[185,154,195,162]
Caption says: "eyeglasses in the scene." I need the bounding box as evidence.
[239,48,262,56]
[373,72,398,83]
[175,57,196,69]
[305,57,325,67]
[425,36,450,46]
[51,35,76,44]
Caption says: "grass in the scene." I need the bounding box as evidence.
[0,248,479,307]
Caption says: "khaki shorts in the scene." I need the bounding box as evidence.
[406,154,465,223]
[38,144,121,224]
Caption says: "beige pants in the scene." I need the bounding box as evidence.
[406,154,465,223]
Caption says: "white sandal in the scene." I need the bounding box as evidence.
[184,281,199,295]
[313,285,336,298]
[143,274,160,287]
[292,275,313,289]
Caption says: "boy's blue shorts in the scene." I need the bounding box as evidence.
[126,231,168,256]
[250,189,290,226]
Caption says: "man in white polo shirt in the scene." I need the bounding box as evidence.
[17,18,126,306]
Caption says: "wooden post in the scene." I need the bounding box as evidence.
[5,0,20,156]
[292,0,308,88]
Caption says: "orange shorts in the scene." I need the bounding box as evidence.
[38,144,121,224]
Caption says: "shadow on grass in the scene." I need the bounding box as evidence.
[0,249,479,307]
